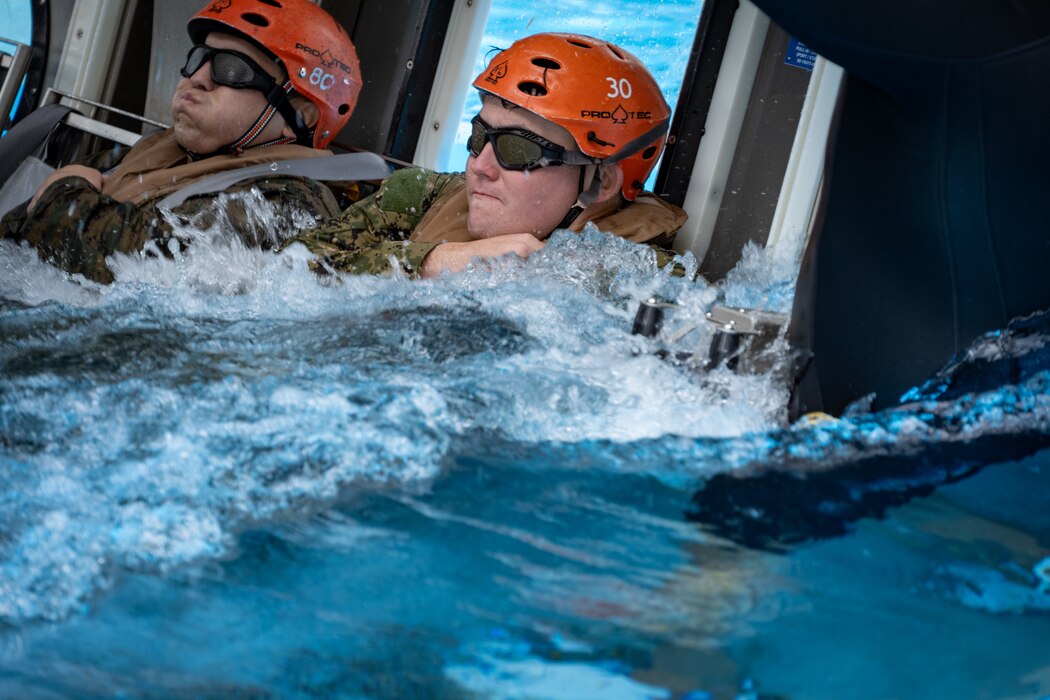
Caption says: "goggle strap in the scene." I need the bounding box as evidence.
[599,118,671,166]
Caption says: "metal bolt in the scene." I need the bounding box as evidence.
[432,121,440,131]
[406,60,414,70]
[299,68,307,78]
[76,29,84,39]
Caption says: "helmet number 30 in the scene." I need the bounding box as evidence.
[310,67,336,91]
[606,77,633,99]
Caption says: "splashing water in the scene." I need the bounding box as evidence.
[0,222,780,624]
[1,214,1048,699]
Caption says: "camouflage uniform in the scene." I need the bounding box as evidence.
[289,168,463,276]
[290,167,687,276]
[1,129,355,284]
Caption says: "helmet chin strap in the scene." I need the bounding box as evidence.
[228,80,311,154]
[555,165,604,231]
[185,80,314,160]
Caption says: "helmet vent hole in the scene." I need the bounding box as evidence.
[642,146,657,159]
[567,39,592,49]
[531,58,561,70]
[517,81,548,97]
[256,0,282,7]
[241,12,271,27]
[607,45,625,60]
[338,104,350,115]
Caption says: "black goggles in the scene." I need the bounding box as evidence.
[467,115,597,171]
[180,45,278,92]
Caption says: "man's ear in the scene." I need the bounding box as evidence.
[282,101,320,138]
[594,164,625,204]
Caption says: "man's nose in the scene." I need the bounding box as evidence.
[188,61,215,88]
[468,141,500,179]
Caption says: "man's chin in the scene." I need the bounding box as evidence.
[173,130,218,156]
[466,215,503,241]
[467,201,512,239]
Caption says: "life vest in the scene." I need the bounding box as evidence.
[102,129,331,204]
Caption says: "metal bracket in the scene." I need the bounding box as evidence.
[632,298,788,374]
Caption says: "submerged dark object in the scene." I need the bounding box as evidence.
[688,309,1050,551]
[687,431,1050,552]
[748,0,1050,417]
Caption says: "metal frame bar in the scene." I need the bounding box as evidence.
[42,87,168,129]
[411,0,492,169]
[763,56,843,266]
[40,87,168,146]
[675,0,770,261]
[0,41,33,132]
[655,0,740,205]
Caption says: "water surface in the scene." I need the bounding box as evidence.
[1,222,1048,698]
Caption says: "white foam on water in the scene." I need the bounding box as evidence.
[2,220,790,622]
[4,209,1045,628]
[446,652,671,700]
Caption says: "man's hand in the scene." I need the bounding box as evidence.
[28,165,105,213]
[420,234,545,278]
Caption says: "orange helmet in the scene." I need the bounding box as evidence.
[188,0,361,148]
[472,32,670,200]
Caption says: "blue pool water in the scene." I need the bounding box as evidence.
[1,215,1048,698]
[1,0,1049,694]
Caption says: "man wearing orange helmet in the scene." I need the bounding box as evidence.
[2,0,363,284]
[292,32,686,277]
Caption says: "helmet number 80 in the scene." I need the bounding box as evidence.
[310,67,336,91]
[606,77,632,99]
